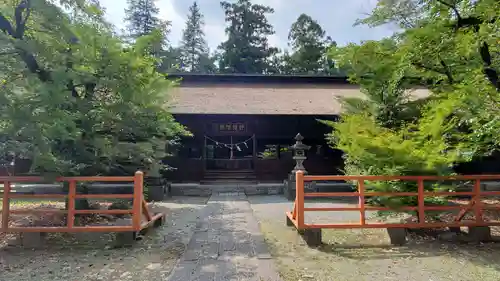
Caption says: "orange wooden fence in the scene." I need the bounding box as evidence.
[286,171,500,230]
[1,171,163,233]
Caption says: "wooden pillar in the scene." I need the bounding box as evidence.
[1,181,11,231]
[202,136,207,173]
[230,136,234,160]
[252,134,257,166]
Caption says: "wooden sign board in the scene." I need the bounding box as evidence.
[214,122,247,133]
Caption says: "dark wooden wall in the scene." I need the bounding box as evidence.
[172,114,338,140]
[165,113,343,182]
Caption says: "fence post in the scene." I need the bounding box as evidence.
[296,170,305,229]
[358,180,366,226]
[417,178,425,225]
[67,180,77,229]
[1,181,11,231]
[133,171,144,231]
[473,179,483,223]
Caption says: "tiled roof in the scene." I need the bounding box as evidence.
[169,83,430,115]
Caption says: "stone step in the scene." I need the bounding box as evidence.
[205,173,255,178]
[200,181,258,186]
[205,169,254,174]
[203,175,257,181]
[203,169,257,184]
[170,183,283,196]
[204,171,255,176]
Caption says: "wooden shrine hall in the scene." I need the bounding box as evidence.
[165,73,428,184]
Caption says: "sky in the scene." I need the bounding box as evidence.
[98,0,397,52]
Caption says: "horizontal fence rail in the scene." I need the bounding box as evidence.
[286,171,500,230]
[1,171,163,233]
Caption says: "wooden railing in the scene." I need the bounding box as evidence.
[1,171,163,233]
[286,171,500,230]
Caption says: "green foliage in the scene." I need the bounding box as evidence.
[325,112,463,209]
[325,0,499,210]
[0,0,189,178]
[259,146,289,159]
[108,200,133,217]
[326,114,461,176]
[217,0,278,74]
[125,0,173,69]
[125,0,165,39]
[158,46,183,73]
[263,50,292,75]
[286,14,335,75]
[330,39,421,128]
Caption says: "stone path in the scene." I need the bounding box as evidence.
[166,193,283,281]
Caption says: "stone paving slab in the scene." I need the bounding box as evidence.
[166,194,283,281]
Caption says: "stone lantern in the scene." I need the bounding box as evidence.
[283,133,311,200]
[290,133,311,174]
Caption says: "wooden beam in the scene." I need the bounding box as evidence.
[252,134,257,165]
[202,136,207,173]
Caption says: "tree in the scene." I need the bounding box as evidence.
[197,52,217,73]
[0,0,188,179]
[324,0,500,211]
[124,0,171,61]
[358,0,500,153]
[159,46,183,73]
[125,0,160,38]
[329,39,422,128]
[178,1,214,73]
[217,0,278,74]
[267,50,293,74]
[360,0,499,93]
[325,37,449,188]
[287,14,334,75]
[358,0,426,29]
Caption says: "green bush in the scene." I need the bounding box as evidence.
[325,113,463,211]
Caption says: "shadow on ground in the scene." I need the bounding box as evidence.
[250,194,359,205]
[0,196,207,281]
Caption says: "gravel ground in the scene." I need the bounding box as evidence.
[249,195,500,281]
[0,196,208,281]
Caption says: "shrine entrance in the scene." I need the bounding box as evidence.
[204,135,256,170]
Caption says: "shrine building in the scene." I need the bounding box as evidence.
[165,73,429,184]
